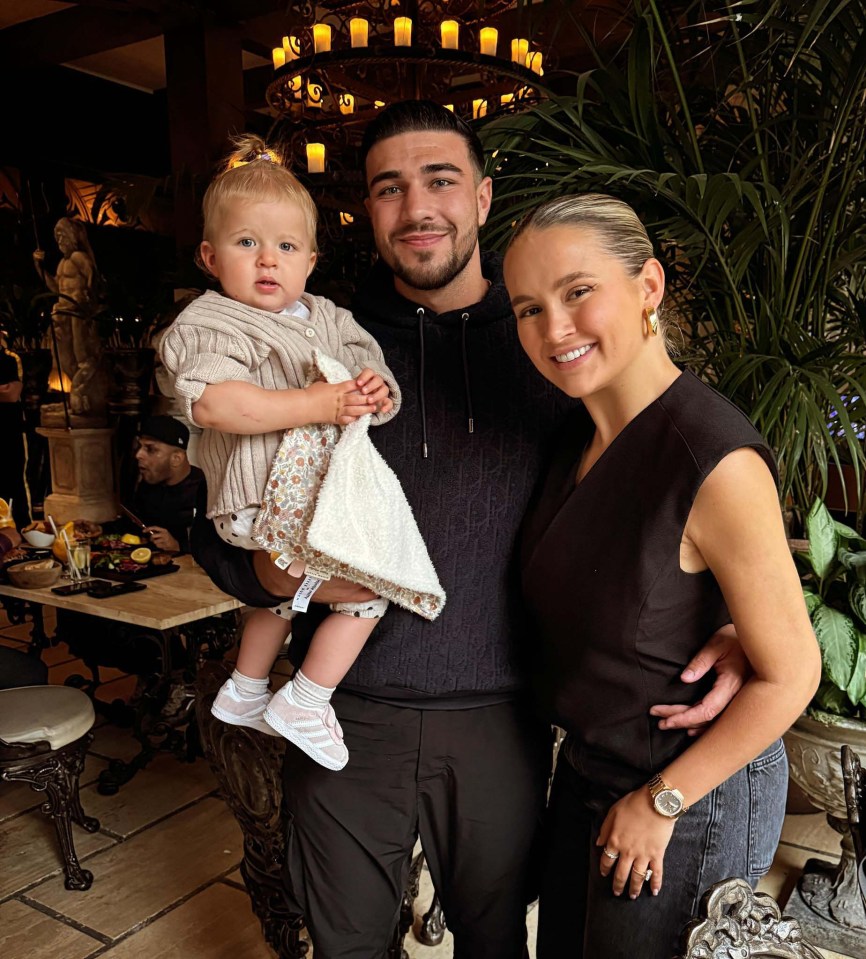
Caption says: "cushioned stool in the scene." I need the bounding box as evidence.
[0,685,100,890]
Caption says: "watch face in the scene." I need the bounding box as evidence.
[654,789,684,817]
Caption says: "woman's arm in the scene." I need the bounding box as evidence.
[191,379,379,433]
[598,447,820,898]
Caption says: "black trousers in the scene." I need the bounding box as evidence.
[282,691,552,959]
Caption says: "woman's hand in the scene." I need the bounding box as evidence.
[596,789,675,899]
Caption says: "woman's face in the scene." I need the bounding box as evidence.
[504,225,662,400]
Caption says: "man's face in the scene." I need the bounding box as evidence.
[135,436,178,484]
[364,131,492,292]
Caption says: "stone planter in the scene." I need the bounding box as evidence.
[784,711,866,954]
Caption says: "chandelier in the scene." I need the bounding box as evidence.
[266,1,550,179]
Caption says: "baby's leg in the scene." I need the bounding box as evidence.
[212,608,292,736]
[265,603,386,770]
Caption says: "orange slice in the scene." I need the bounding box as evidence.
[130,547,152,564]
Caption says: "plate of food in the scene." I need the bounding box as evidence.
[91,546,179,581]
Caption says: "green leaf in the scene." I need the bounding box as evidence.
[850,584,866,628]
[812,604,858,689]
[805,500,839,581]
[847,632,866,707]
[835,521,866,545]
[803,590,823,616]
[813,681,856,716]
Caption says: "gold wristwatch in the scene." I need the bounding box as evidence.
[647,774,688,819]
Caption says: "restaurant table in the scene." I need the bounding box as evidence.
[0,556,242,793]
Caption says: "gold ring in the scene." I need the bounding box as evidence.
[602,847,620,861]
[631,867,647,879]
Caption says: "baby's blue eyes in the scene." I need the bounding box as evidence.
[239,237,254,247]
[279,242,294,252]
[236,238,296,251]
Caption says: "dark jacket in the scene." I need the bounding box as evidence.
[192,253,571,703]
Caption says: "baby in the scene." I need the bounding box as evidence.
[160,136,443,770]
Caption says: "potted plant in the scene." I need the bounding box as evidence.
[781,499,866,946]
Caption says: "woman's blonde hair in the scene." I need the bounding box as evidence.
[508,193,677,348]
[201,134,318,253]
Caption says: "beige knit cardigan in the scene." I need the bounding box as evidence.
[159,290,400,518]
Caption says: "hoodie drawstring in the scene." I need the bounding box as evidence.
[461,312,474,435]
[417,308,429,458]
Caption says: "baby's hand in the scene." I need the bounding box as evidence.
[305,379,371,426]
[356,369,394,415]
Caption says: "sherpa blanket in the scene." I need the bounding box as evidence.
[251,351,445,621]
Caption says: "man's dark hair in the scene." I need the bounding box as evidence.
[360,99,486,181]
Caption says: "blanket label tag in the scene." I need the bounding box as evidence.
[274,553,292,570]
[292,575,323,613]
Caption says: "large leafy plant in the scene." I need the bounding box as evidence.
[797,499,866,718]
[481,0,866,516]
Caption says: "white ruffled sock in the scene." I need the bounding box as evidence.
[291,668,335,711]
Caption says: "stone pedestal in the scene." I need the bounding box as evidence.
[36,427,119,523]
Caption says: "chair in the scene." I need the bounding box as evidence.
[841,744,866,913]
[0,685,100,890]
[678,877,823,958]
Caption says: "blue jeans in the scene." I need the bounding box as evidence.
[536,739,788,959]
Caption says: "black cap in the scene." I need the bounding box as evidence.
[138,415,189,450]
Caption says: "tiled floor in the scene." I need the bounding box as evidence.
[0,608,860,958]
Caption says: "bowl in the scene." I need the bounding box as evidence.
[23,529,56,548]
[7,559,62,589]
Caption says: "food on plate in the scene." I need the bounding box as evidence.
[121,533,144,546]
[23,520,52,534]
[130,547,152,564]
[17,558,56,571]
[52,519,104,562]
[151,552,173,565]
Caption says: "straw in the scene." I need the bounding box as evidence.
[47,515,60,539]
[61,529,80,581]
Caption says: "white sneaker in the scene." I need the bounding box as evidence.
[211,678,281,736]
[263,680,349,770]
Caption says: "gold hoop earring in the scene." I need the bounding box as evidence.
[644,307,659,337]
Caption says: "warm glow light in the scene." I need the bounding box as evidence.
[350,18,369,47]
[511,38,529,63]
[282,35,300,59]
[479,27,498,56]
[306,81,323,107]
[306,143,326,173]
[444,103,454,112]
[339,93,355,115]
[290,74,302,93]
[526,51,543,74]
[472,98,487,119]
[394,17,412,46]
[340,212,354,226]
[272,47,286,69]
[374,100,385,109]
[313,24,332,53]
[440,20,459,49]
[48,369,72,393]
[500,93,515,106]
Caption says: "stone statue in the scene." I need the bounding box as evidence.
[33,218,108,424]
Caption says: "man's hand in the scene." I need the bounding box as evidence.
[144,526,180,553]
[649,624,750,736]
[356,368,393,415]
[252,550,378,604]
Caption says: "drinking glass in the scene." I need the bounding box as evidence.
[70,542,91,578]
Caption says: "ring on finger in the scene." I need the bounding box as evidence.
[631,867,653,882]
[602,847,620,861]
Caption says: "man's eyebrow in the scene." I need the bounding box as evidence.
[369,162,465,189]
[509,272,597,308]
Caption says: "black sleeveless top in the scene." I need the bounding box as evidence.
[520,371,776,805]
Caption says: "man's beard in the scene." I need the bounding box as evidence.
[383,224,478,292]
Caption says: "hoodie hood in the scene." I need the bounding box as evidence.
[350,251,512,329]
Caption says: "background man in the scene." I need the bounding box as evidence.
[133,415,204,554]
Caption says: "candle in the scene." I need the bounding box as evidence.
[306,81,323,107]
[340,212,354,226]
[479,27,498,56]
[394,17,412,46]
[472,98,487,119]
[272,47,286,69]
[526,51,543,74]
[500,92,515,106]
[350,18,368,47]
[290,74,302,93]
[339,93,355,115]
[441,20,459,49]
[374,100,385,109]
[511,38,529,63]
[444,103,454,112]
[313,24,332,53]
[306,143,325,173]
[282,35,300,59]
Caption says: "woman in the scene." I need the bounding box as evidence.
[503,195,819,958]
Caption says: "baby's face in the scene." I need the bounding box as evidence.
[199,197,316,313]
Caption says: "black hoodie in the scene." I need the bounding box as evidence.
[192,252,572,704]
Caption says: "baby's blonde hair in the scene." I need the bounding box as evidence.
[202,134,318,254]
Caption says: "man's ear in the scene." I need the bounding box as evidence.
[476,176,493,228]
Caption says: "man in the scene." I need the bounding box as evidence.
[133,415,204,554]
[0,338,30,530]
[192,102,745,959]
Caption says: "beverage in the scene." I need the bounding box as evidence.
[70,543,91,578]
